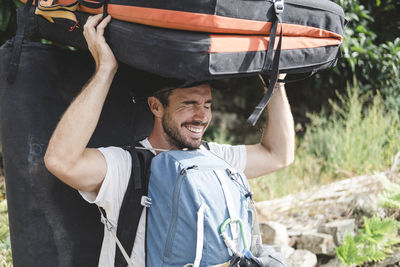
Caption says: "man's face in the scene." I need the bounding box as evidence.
[161,84,212,150]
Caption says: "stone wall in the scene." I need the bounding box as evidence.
[255,174,400,267]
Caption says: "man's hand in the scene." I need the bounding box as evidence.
[83,14,118,72]
[244,72,295,178]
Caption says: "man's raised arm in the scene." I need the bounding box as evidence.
[44,14,117,193]
[244,75,295,179]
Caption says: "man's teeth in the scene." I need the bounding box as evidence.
[186,126,202,133]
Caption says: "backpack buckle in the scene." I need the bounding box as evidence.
[141,196,152,207]
[98,207,114,231]
[273,0,284,14]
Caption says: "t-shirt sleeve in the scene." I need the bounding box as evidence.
[206,142,247,172]
[78,146,132,224]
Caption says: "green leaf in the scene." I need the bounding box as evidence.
[336,215,400,266]
[337,234,358,266]
[13,0,23,7]
[0,0,11,32]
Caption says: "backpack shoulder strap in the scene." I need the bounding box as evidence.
[114,143,154,267]
[201,140,210,150]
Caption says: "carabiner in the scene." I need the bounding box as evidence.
[219,217,248,255]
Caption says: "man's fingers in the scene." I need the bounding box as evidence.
[96,15,112,37]
[278,73,287,80]
[88,14,103,27]
[83,14,103,33]
[83,14,109,44]
[83,15,98,37]
[82,14,116,70]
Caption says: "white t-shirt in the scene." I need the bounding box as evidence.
[79,139,247,267]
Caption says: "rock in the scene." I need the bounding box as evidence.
[318,219,355,245]
[288,236,298,247]
[272,245,295,260]
[260,221,290,246]
[320,256,353,267]
[297,233,336,256]
[350,194,385,224]
[286,249,317,267]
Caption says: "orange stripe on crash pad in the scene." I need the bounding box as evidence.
[79,5,343,41]
[79,5,270,34]
[209,35,342,53]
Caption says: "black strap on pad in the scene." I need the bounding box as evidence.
[102,0,109,19]
[7,0,34,84]
[79,0,104,9]
[277,71,317,84]
[114,144,154,267]
[246,14,283,126]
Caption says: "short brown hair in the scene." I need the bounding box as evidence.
[153,87,175,107]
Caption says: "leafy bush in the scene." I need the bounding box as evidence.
[250,83,400,201]
[336,175,400,266]
[0,0,21,45]
[302,83,400,179]
[331,0,400,112]
[379,174,400,210]
[336,216,400,266]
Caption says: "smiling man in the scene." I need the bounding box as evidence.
[148,84,212,150]
[44,14,295,266]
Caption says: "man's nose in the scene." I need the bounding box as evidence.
[193,106,209,122]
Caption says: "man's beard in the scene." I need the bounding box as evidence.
[162,112,207,150]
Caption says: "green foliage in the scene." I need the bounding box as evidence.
[336,234,359,266]
[337,176,400,266]
[0,0,21,44]
[331,0,400,112]
[0,198,11,265]
[250,83,400,201]
[302,83,400,179]
[0,165,11,265]
[0,0,12,32]
[204,124,235,145]
[379,175,400,210]
[336,216,400,266]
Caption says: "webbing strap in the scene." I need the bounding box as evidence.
[248,200,263,254]
[98,207,135,267]
[114,145,154,267]
[131,149,142,189]
[7,0,34,84]
[111,230,135,267]
[215,170,239,251]
[79,0,104,9]
[277,71,317,84]
[262,16,279,73]
[246,15,283,126]
[193,203,205,267]
[102,0,109,18]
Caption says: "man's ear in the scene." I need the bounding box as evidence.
[148,96,164,118]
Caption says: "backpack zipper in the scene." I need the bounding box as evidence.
[163,165,198,260]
